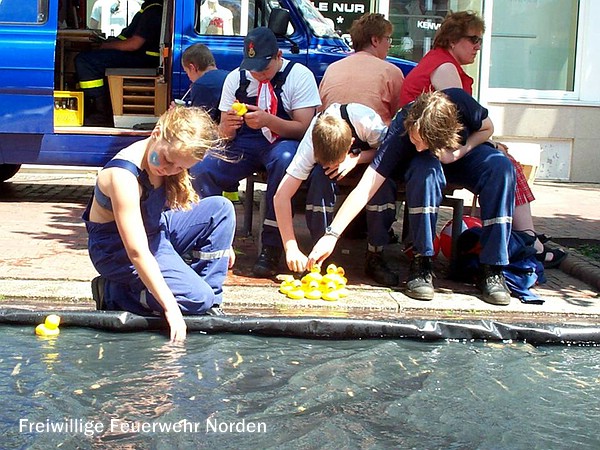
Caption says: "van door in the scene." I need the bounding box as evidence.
[0,0,57,134]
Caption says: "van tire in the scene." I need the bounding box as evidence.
[0,164,21,182]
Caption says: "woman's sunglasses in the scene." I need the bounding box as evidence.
[464,35,483,45]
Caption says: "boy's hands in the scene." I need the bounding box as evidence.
[307,235,338,269]
[285,246,309,273]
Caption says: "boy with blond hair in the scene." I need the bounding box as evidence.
[274,103,397,285]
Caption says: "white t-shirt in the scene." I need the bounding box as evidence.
[286,103,388,180]
[219,59,321,141]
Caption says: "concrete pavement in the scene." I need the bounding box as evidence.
[0,169,598,325]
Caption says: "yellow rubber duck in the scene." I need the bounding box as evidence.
[304,280,322,300]
[279,279,295,295]
[231,101,248,116]
[301,265,322,285]
[322,272,345,290]
[320,281,339,301]
[336,287,350,298]
[286,280,305,299]
[35,314,61,337]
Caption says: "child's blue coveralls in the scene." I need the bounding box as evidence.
[83,159,235,316]
[190,64,298,251]
[371,88,516,266]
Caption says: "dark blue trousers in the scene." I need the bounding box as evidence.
[75,49,158,97]
[191,131,298,249]
[305,164,397,247]
[405,144,515,265]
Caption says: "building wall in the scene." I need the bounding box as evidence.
[486,102,600,182]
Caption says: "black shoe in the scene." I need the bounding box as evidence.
[388,228,400,244]
[206,305,226,316]
[91,276,106,310]
[252,245,283,278]
[405,255,434,300]
[477,264,511,305]
[365,251,399,286]
[536,246,567,269]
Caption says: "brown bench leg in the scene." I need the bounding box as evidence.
[242,176,255,236]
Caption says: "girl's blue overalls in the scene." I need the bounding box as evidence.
[83,159,235,316]
[190,64,298,251]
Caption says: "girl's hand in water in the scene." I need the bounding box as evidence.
[165,309,187,343]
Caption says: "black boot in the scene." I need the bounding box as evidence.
[365,251,398,286]
[252,245,283,278]
[477,264,511,305]
[91,276,107,310]
[405,255,434,301]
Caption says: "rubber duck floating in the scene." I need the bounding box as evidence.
[279,264,348,301]
[35,314,61,337]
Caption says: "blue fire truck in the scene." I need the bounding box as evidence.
[0,0,414,181]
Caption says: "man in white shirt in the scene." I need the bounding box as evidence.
[190,27,321,277]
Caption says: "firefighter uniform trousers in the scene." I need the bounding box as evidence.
[191,69,298,251]
[84,161,235,316]
[305,164,397,247]
[75,49,158,99]
[405,143,515,266]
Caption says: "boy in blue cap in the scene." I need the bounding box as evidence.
[190,27,321,277]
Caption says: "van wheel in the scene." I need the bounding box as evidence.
[0,164,21,182]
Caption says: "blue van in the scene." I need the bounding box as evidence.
[0,0,415,181]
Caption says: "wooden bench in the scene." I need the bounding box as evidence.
[106,68,168,128]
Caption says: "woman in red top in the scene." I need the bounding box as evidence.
[400,11,566,268]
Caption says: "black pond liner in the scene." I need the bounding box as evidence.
[1,308,599,345]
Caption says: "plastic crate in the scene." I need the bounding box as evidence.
[54,91,84,126]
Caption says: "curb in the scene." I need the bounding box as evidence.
[559,249,600,292]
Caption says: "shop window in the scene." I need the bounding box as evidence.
[488,0,578,92]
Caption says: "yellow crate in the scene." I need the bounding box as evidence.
[54,91,84,126]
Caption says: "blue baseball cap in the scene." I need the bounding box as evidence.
[240,27,279,72]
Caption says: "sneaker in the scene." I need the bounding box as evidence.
[91,276,106,310]
[365,251,399,286]
[477,264,511,306]
[206,305,226,316]
[405,255,434,301]
[252,245,283,278]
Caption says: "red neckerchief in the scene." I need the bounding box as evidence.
[257,80,279,142]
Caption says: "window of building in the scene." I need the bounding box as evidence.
[481,0,600,104]
[489,0,578,92]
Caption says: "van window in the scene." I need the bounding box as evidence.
[197,0,240,35]
[195,0,294,36]
[86,0,142,37]
[0,0,48,23]
[291,0,336,38]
